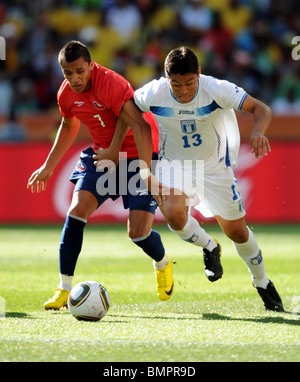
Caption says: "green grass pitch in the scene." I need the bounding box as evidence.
[0,223,299,362]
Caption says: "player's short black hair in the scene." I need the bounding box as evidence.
[58,40,91,65]
[164,47,199,76]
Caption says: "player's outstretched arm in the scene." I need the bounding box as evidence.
[27,116,80,193]
[241,95,272,159]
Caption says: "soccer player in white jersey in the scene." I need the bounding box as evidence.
[134,46,284,312]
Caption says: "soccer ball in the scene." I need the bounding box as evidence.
[68,281,110,321]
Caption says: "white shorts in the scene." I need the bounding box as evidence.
[156,159,246,220]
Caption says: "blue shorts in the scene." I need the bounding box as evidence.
[70,147,158,214]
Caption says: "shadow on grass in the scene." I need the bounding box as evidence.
[202,312,300,326]
[107,313,197,322]
[5,312,34,319]
[107,311,300,326]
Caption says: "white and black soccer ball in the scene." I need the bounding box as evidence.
[68,281,110,321]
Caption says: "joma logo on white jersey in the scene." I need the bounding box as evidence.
[179,110,194,115]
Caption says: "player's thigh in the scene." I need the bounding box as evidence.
[200,168,245,220]
[127,210,154,239]
[68,190,99,220]
[215,215,249,243]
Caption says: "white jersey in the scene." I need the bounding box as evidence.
[134,74,247,173]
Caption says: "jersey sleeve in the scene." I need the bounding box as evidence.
[134,79,159,112]
[208,78,248,111]
[57,82,74,119]
[57,101,74,119]
[96,72,134,117]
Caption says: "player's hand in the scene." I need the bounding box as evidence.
[249,132,271,159]
[93,148,119,173]
[27,166,53,193]
[147,174,169,206]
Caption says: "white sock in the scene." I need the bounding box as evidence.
[233,227,269,289]
[168,214,217,251]
[58,274,73,291]
[154,255,169,270]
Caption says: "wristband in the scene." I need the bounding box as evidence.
[139,168,151,180]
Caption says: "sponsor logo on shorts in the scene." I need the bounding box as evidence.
[238,199,244,212]
[76,162,86,172]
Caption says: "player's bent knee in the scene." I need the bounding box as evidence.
[68,206,90,221]
[68,190,98,220]
[164,209,187,231]
[227,228,249,243]
[128,227,150,240]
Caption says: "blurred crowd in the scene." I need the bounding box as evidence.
[0,0,300,125]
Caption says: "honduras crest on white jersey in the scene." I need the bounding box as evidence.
[134,74,247,173]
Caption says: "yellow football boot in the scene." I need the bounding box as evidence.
[43,288,70,310]
[154,256,174,301]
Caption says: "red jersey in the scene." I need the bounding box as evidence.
[57,61,158,158]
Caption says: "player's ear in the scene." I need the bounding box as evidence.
[198,67,201,77]
[89,61,94,70]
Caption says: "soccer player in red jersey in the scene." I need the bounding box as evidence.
[27,41,173,309]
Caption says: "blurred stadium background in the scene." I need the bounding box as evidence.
[0,0,299,225]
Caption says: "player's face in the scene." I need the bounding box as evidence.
[60,57,94,93]
[167,68,200,103]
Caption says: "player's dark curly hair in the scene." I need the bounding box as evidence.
[164,47,199,76]
[58,40,91,65]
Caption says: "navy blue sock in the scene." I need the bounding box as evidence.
[132,230,165,262]
[59,215,86,276]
